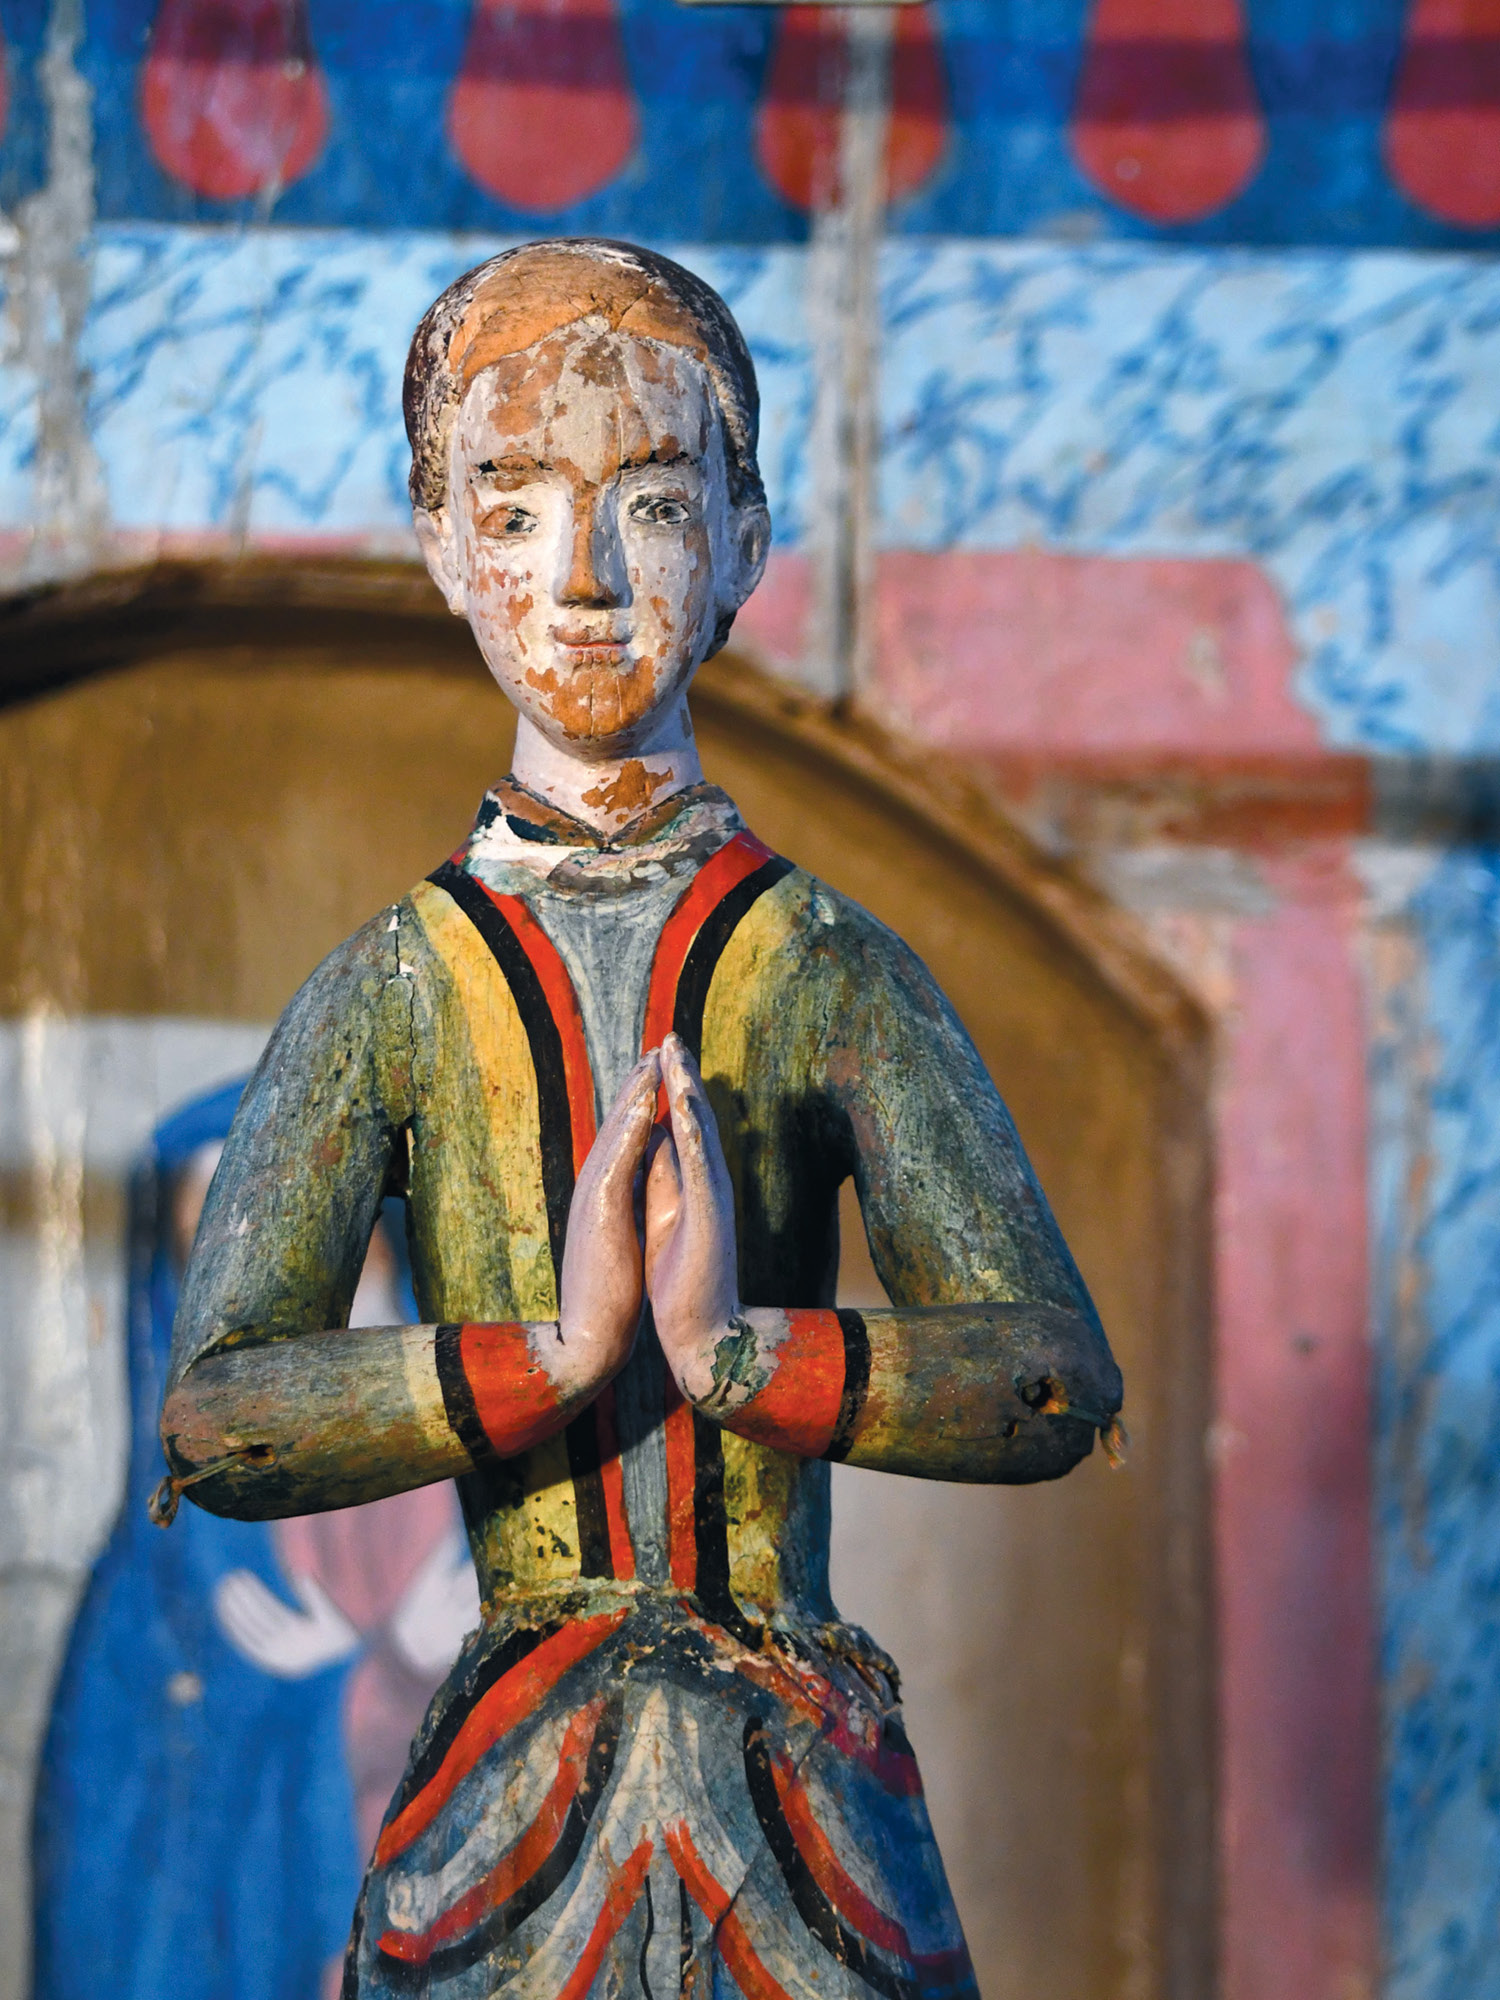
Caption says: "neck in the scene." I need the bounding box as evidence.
[510,706,705,837]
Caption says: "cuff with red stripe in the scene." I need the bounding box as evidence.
[717,1308,870,1460]
[434,1321,565,1463]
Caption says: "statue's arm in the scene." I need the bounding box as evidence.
[161,915,659,1521]
[647,909,1122,1484]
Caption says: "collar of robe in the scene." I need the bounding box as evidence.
[485,776,733,852]
[461,778,748,899]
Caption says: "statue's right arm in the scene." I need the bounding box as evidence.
[160,911,658,1522]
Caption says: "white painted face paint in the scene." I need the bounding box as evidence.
[418,324,765,830]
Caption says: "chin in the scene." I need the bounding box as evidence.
[502,647,691,748]
[532,715,661,763]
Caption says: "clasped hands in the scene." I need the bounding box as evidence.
[552,1034,744,1410]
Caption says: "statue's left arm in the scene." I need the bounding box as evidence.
[646,902,1123,1484]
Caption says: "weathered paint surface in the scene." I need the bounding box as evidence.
[166,778,1117,1996]
[0,644,1194,2000]
[867,549,1311,757]
[850,524,1381,2000]
[4,0,1500,248]
[1212,848,1377,2000]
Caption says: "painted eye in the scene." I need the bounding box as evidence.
[479,503,537,536]
[631,495,692,526]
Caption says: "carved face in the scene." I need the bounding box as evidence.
[417,324,766,756]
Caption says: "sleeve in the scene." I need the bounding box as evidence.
[167,908,415,1389]
[697,886,1121,1484]
[823,901,1100,1322]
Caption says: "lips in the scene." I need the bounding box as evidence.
[552,625,626,645]
[552,630,631,671]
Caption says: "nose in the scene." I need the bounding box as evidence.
[559,492,628,609]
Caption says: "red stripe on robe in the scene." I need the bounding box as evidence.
[665,1821,798,2000]
[556,1838,654,2000]
[467,878,637,1576]
[770,1750,912,1958]
[374,1610,626,1866]
[472,880,597,1173]
[377,1699,607,1962]
[644,829,778,1593]
[662,1375,699,1594]
[641,830,776,1057]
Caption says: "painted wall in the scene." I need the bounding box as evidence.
[3,3,1500,1998]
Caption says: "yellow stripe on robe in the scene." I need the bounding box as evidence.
[407,879,556,1320]
[405,880,582,1594]
[699,870,820,1615]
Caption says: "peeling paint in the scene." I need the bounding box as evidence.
[1,0,106,585]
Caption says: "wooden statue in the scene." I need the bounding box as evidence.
[157,239,1123,2000]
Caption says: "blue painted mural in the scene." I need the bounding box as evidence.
[1371,845,1500,2000]
[6,6,1500,1999]
[32,1081,478,2000]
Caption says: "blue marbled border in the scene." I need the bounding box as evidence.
[878,242,1500,753]
[1370,848,1500,2000]
[6,217,1500,2000]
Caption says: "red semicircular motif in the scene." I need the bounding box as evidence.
[447,0,638,215]
[140,0,328,202]
[1070,0,1266,224]
[1385,0,1500,228]
[754,5,947,215]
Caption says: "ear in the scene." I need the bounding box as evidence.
[414,506,467,618]
[704,504,772,662]
[727,503,770,611]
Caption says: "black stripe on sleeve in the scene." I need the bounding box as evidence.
[434,1322,494,1466]
[428,861,576,1288]
[672,855,794,1058]
[825,1309,871,1463]
[564,1408,615,1580]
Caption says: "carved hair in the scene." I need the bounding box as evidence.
[403,238,765,515]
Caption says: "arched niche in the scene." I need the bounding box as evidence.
[0,559,1215,2000]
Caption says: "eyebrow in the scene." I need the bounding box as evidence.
[618,448,695,475]
[472,456,546,489]
[471,447,697,488]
